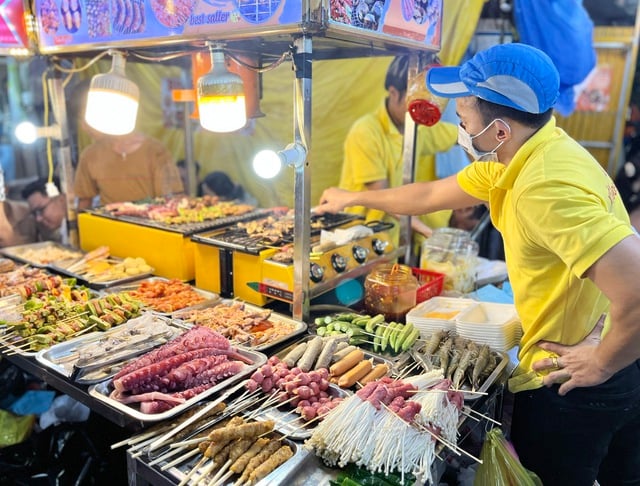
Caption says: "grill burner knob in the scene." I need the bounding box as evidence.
[352,245,368,263]
[310,263,324,283]
[331,253,347,272]
[372,238,389,255]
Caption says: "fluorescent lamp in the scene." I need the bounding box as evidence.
[85,51,139,135]
[15,121,62,144]
[253,143,307,179]
[197,46,246,133]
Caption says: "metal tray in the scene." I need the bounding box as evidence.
[250,384,350,440]
[0,241,84,268]
[163,424,309,486]
[88,347,267,422]
[48,258,155,290]
[104,277,221,315]
[173,300,307,352]
[35,313,187,385]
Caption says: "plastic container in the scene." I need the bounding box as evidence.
[364,263,419,322]
[406,296,477,335]
[412,268,445,303]
[420,228,479,294]
[454,302,522,351]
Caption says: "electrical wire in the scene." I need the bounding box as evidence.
[41,68,54,187]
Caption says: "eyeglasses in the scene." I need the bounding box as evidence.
[30,199,54,218]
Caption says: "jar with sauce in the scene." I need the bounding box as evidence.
[364,263,419,322]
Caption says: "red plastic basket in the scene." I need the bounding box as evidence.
[412,268,445,304]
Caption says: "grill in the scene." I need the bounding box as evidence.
[85,207,271,236]
[192,212,362,254]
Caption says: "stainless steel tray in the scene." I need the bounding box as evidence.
[104,277,221,315]
[163,424,309,486]
[0,241,83,268]
[173,300,307,352]
[48,259,155,290]
[88,347,267,422]
[35,313,186,385]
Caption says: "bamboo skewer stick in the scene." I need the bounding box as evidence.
[149,445,193,467]
[206,459,232,486]
[210,469,234,486]
[160,447,201,471]
[149,380,245,453]
[178,456,208,486]
[462,406,501,426]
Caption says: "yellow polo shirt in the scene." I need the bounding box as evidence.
[457,117,634,393]
[340,102,456,245]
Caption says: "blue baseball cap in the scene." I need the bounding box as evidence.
[426,43,560,114]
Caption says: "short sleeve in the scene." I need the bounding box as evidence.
[456,161,505,202]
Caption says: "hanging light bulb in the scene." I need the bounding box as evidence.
[253,143,307,179]
[197,45,246,133]
[85,50,139,136]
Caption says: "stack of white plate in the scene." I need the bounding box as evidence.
[406,297,477,337]
[454,302,522,351]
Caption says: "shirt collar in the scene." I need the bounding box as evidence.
[496,117,557,190]
[376,100,401,137]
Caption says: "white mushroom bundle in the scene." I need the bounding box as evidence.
[305,370,460,484]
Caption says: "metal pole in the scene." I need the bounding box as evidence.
[607,2,640,175]
[48,76,78,248]
[291,36,312,322]
[401,54,421,266]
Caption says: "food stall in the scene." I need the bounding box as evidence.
[31,0,446,321]
[0,2,509,485]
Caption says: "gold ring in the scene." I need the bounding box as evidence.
[551,356,559,368]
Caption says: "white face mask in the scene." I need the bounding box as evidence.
[457,119,510,161]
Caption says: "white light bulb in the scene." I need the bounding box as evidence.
[15,121,38,144]
[253,150,283,179]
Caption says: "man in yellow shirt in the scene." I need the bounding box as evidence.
[318,43,640,485]
[339,55,458,246]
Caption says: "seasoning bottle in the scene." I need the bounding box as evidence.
[364,263,419,322]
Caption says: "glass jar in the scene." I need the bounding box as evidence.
[420,228,479,294]
[364,263,419,322]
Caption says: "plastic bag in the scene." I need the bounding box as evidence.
[0,409,35,448]
[513,0,596,116]
[474,428,542,486]
[406,65,449,126]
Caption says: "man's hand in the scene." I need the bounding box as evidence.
[411,218,433,238]
[532,316,613,395]
[316,187,356,214]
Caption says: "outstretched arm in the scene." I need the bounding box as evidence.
[317,175,481,216]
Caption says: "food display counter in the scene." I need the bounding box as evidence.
[1,1,490,484]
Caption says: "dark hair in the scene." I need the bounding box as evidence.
[476,98,553,129]
[202,171,244,201]
[384,56,409,94]
[176,159,201,175]
[21,176,61,200]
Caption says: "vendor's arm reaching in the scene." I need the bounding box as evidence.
[317,175,481,218]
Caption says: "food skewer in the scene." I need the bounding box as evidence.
[149,381,245,453]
